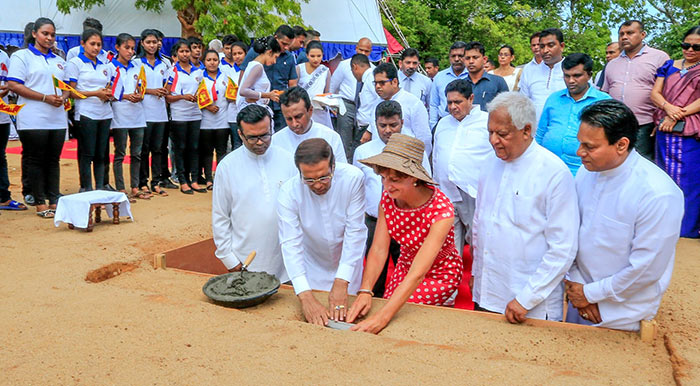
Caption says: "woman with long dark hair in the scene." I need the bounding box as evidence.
[7,18,70,218]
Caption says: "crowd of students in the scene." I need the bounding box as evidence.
[0,17,324,217]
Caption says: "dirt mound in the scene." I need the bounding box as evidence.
[85,262,140,283]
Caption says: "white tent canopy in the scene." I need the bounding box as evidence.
[0,0,386,44]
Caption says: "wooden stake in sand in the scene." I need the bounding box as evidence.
[640,319,658,343]
[153,253,166,270]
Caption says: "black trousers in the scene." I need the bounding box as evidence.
[272,109,286,132]
[170,120,201,185]
[198,128,229,183]
[636,122,656,161]
[17,129,66,205]
[77,116,111,191]
[140,121,166,188]
[365,214,401,298]
[159,120,172,180]
[0,123,10,202]
[229,122,242,151]
[112,127,144,190]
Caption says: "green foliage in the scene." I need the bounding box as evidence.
[382,0,698,71]
[56,0,307,42]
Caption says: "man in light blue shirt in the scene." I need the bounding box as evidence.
[536,53,610,175]
[398,48,432,109]
[429,41,470,128]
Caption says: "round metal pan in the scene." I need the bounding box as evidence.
[202,271,281,309]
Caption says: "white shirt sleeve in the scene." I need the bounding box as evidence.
[410,100,433,156]
[356,72,377,127]
[239,64,264,99]
[335,173,368,282]
[278,183,312,294]
[515,170,579,310]
[65,60,79,83]
[583,191,684,304]
[329,62,345,94]
[211,163,241,270]
[518,67,531,99]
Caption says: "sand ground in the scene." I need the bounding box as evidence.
[0,142,698,385]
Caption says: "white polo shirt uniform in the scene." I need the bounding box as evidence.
[200,70,229,130]
[0,50,12,126]
[167,62,203,122]
[220,59,242,125]
[66,53,114,120]
[139,56,170,123]
[7,45,68,130]
[108,59,146,129]
[66,46,110,64]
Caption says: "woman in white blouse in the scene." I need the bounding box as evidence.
[198,50,230,190]
[236,36,282,110]
[489,45,522,91]
[295,41,333,128]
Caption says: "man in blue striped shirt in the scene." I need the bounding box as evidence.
[429,41,470,128]
[536,53,611,175]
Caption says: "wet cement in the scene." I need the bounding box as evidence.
[203,271,280,301]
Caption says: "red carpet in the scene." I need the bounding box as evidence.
[7,139,134,164]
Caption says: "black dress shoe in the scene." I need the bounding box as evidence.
[103,184,117,192]
[180,187,194,195]
[160,179,179,189]
[192,186,208,193]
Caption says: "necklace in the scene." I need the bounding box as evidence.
[680,59,700,76]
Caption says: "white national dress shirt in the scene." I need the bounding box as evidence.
[398,70,432,108]
[329,58,356,101]
[356,67,381,128]
[353,136,432,218]
[368,89,432,156]
[212,145,297,282]
[447,107,491,198]
[271,120,348,163]
[518,59,566,122]
[278,162,368,295]
[568,150,684,331]
[472,140,579,321]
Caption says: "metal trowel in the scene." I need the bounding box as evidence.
[326,320,355,330]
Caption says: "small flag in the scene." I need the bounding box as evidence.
[0,100,24,115]
[135,65,147,97]
[52,75,86,99]
[0,63,7,82]
[195,79,213,109]
[169,67,179,93]
[111,68,125,101]
[64,98,73,111]
[225,77,237,101]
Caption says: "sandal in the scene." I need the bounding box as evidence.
[151,185,169,196]
[206,183,214,191]
[0,200,28,211]
[36,209,55,218]
[132,191,152,200]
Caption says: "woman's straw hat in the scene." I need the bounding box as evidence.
[359,133,436,184]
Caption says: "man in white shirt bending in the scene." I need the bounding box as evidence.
[329,38,373,159]
[471,92,579,323]
[565,100,684,331]
[353,100,431,297]
[278,138,367,325]
[212,105,296,281]
[272,87,347,163]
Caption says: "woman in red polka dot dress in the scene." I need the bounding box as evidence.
[348,134,463,334]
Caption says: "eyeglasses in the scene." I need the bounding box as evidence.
[240,131,272,144]
[373,78,395,86]
[680,43,700,51]
[302,172,333,185]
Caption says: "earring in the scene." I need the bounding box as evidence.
[413,182,418,187]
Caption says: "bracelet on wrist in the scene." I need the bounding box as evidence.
[41,94,46,102]
[357,289,374,297]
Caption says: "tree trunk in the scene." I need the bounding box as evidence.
[177,4,200,38]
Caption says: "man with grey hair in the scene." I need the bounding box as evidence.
[470,92,579,323]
